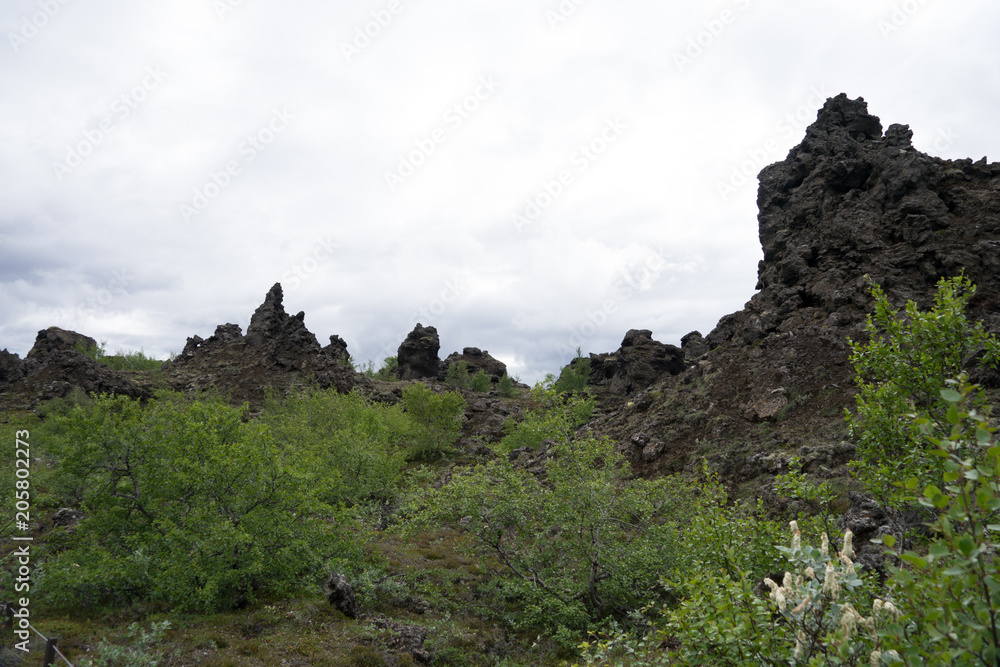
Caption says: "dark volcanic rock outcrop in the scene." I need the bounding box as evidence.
[587,329,685,396]
[397,324,441,381]
[439,347,508,382]
[0,327,148,410]
[165,283,363,403]
[588,93,1000,480]
[709,93,1000,349]
[26,326,97,361]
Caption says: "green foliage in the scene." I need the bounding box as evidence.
[774,456,839,536]
[39,392,358,612]
[581,525,882,666]
[75,340,164,371]
[360,356,400,380]
[262,388,411,504]
[673,463,798,581]
[553,348,591,394]
[445,361,472,389]
[80,620,172,667]
[496,381,594,455]
[470,369,492,392]
[497,373,518,398]
[415,437,678,642]
[400,383,466,460]
[377,355,399,380]
[847,276,1000,506]
[875,378,1000,665]
[407,389,676,646]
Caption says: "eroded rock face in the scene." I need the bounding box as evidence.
[397,324,441,381]
[708,93,1000,349]
[438,347,507,382]
[246,283,323,355]
[26,326,97,361]
[0,349,25,389]
[0,328,149,410]
[587,329,685,396]
[164,283,362,403]
[587,93,1000,480]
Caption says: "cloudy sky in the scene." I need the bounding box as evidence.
[2,1,998,383]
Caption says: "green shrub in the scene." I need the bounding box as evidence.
[75,340,164,371]
[875,378,1000,665]
[262,388,411,504]
[80,620,171,667]
[496,381,593,455]
[444,361,472,389]
[847,276,1000,506]
[409,433,680,647]
[39,392,358,612]
[400,383,466,460]
[497,373,518,398]
[470,369,492,392]
[376,356,399,380]
[553,348,591,394]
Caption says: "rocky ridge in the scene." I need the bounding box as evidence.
[583,93,1000,494]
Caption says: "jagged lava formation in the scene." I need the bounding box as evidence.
[584,93,1000,487]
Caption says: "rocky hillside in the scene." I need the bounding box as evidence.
[2,94,998,494]
[581,93,1000,492]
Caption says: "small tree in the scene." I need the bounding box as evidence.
[553,347,591,394]
[444,361,472,389]
[400,383,466,460]
[846,276,1000,506]
[410,434,679,647]
[497,373,518,397]
[470,369,492,392]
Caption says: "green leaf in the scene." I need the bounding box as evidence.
[940,388,963,403]
[923,484,942,500]
[905,477,920,490]
[957,536,976,557]
[881,534,896,548]
[946,403,960,425]
[900,553,928,569]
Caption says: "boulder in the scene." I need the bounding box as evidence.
[587,329,685,395]
[397,324,440,381]
[439,347,507,382]
[325,572,361,619]
[26,326,97,360]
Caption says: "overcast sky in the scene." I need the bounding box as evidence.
[1,1,999,383]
